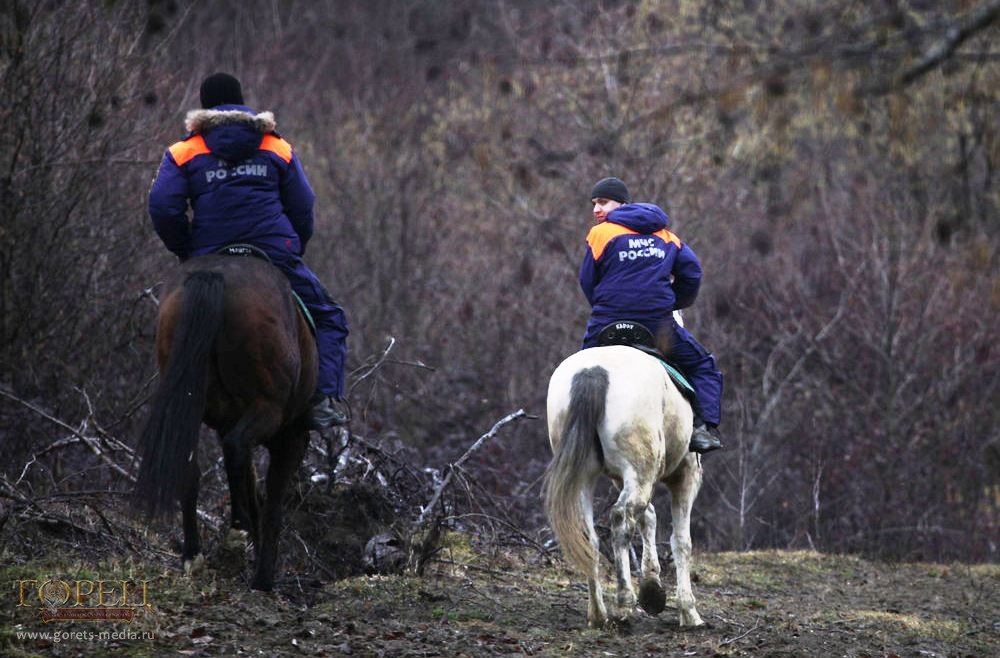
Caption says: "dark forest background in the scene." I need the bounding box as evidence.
[1,0,997,565]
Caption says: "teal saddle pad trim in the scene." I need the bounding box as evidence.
[660,361,695,396]
[291,292,316,335]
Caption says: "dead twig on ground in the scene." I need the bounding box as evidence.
[407,409,534,575]
[1,385,136,482]
[0,385,224,547]
[720,616,762,646]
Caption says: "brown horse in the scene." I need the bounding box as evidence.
[135,254,316,591]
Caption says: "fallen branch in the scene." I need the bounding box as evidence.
[347,336,397,397]
[0,385,223,536]
[0,386,136,482]
[416,409,531,527]
[407,409,534,575]
[720,616,762,646]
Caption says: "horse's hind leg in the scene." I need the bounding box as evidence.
[218,411,279,581]
[580,484,608,628]
[253,426,308,591]
[233,456,261,547]
[664,453,705,627]
[610,469,653,619]
[636,502,667,615]
[221,412,277,535]
[246,461,261,545]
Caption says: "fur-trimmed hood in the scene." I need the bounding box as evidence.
[185,108,276,134]
[183,104,277,162]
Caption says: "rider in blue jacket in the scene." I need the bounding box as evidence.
[580,177,723,453]
[148,73,348,428]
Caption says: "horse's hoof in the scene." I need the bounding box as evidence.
[679,611,706,628]
[183,553,205,575]
[224,527,250,548]
[638,578,667,615]
[213,528,250,579]
[250,578,274,592]
[616,590,637,611]
[604,616,633,634]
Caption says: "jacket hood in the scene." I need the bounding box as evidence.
[606,203,670,234]
[184,106,276,133]
[184,105,276,162]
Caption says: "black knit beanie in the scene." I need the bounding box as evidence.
[590,177,630,204]
[200,73,244,109]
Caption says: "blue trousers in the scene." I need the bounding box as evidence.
[271,254,349,400]
[583,314,722,426]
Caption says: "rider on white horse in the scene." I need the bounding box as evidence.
[579,177,723,454]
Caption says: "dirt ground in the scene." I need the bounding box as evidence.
[3,541,997,657]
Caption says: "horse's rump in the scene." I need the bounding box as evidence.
[548,346,693,471]
[159,256,316,430]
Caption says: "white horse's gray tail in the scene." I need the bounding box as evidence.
[543,366,608,575]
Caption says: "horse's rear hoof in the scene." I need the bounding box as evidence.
[679,610,705,627]
[604,616,633,634]
[638,578,667,615]
[183,553,205,575]
[250,577,273,592]
[213,528,249,579]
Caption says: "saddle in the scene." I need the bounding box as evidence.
[596,320,696,399]
[214,244,315,335]
[216,243,272,262]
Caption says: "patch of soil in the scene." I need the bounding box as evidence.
[3,547,997,657]
[288,481,401,580]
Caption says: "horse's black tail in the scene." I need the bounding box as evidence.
[135,271,225,519]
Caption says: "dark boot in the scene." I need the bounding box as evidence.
[689,423,723,454]
[307,395,348,430]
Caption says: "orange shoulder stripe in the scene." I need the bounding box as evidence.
[586,222,638,260]
[260,134,292,163]
[654,229,682,249]
[168,135,210,166]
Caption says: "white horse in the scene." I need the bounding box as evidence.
[544,345,705,629]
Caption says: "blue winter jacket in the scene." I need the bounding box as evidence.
[148,104,315,261]
[579,203,702,342]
